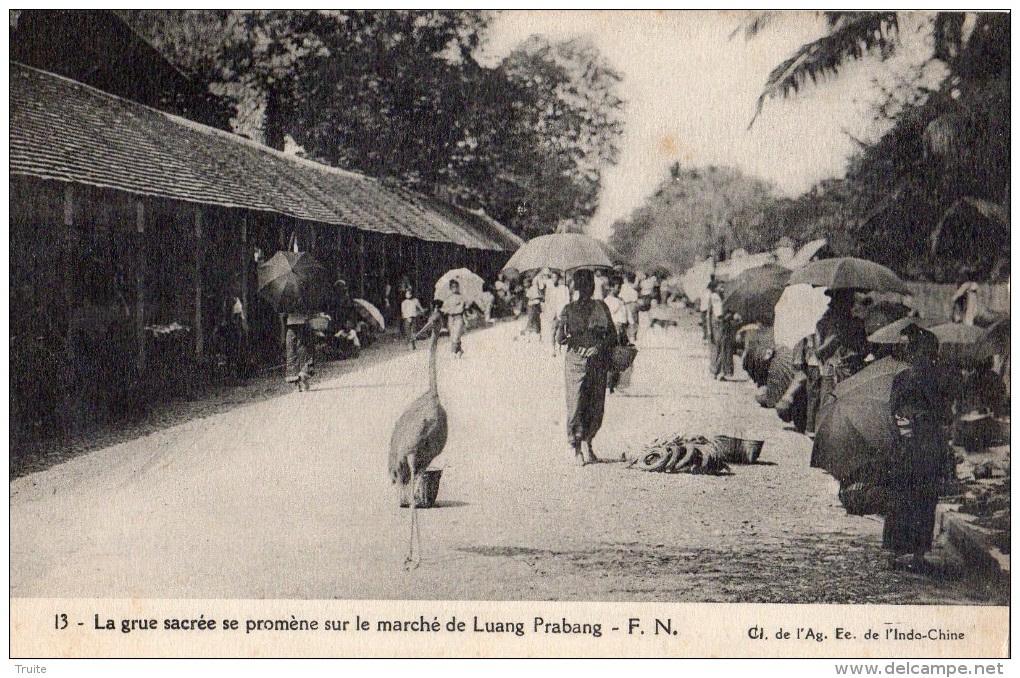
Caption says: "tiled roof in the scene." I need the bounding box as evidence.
[10,62,523,252]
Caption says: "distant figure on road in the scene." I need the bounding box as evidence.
[285,312,314,392]
[522,276,543,342]
[884,324,953,572]
[441,279,467,358]
[620,272,640,343]
[543,272,570,357]
[556,269,618,466]
[604,275,630,393]
[401,289,425,350]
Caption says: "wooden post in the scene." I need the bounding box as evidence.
[240,213,250,333]
[194,207,204,357]
[135,199,146,372]
[358,230,367,299]
[62,184,75,309]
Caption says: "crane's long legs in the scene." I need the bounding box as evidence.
[404,453,422,570]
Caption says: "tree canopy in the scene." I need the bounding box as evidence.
[122,10,625,239]
[744,11,1009,282]
[609,164,774,272]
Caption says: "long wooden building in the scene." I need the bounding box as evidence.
[10,62,521,438]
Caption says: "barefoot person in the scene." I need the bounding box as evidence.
[884,324,953,571]
[556,269,618,466]
[441,279,467,357]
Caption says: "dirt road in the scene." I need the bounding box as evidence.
[9,313,1004,603]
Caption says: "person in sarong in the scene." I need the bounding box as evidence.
[816,289,868,409]
[521,276,543,341]
[883,324,953,571]
[285,312,314,391]
[556,269,618,466]
[441,279,467,357]
[603,275,630,393]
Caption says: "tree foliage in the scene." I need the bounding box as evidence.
[122,10,624,238]
[609,164,774,273]
[746,11,1009,282]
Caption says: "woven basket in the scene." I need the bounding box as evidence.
[714,435,764,464]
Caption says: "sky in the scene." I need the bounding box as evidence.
[480,10,945,240]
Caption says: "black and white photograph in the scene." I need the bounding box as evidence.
[8,9,1010,662]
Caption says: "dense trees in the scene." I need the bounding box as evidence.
[746,11,1009,282]
[609,164,774,272]
[121,10,624,238]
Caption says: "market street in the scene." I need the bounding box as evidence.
[9,314,1004,604]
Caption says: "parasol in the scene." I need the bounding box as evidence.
[501,233,615,273]
[929,321,986,366]
[773,283,830,348]
[786,238,828,269]
[789,257,912,295]
[681,258,715,304]
[722,264,791,325]
[434,268,485,306]
[867,317,932,345]
[257,251,327,314]
[863,300,914,335]
[352,298,385,331]
[811,357,909,484]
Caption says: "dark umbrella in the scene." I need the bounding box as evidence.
[811,357,909,484]
[929,322,986,366]
[867,316,933,345]
[257,251,327,314]
[722,264,791,325]
[501,233,615,273]
[789,257,912,295]
[863,301,914,335]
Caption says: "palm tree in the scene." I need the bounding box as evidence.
[745,11,1007,130]
[745,11,1009,281]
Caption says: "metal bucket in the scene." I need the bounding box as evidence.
[400,469,443,508]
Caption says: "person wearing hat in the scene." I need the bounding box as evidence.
[883,323,953,571]
[556,269,618,466]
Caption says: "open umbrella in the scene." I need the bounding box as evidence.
[811,357,909,484]
[930,321,986,366]
[867,317,932,345]
[789,257,912,295]
[352,298,385,331]
[773,283,830,348]
[862,300,914,335]
[501,233,614,273]
[722,264,791,325]
[434,268,484,305]
[257,251,327,314]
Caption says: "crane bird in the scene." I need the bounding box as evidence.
[388,307,448,567]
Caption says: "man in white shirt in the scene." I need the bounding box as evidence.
[619,272,640,343]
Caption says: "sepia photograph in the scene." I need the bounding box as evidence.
[8,8,1010,662]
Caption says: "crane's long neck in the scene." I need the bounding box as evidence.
[428,324,439,396]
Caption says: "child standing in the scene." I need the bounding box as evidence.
[401,289,425,350]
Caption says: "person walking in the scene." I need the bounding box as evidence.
[285,312,314,392]
[401,289,425,350]
[544,272,570,357]
[620,272,640,344]
[883,324,953,571]
[521,276,543,342]
[556,269,618,466]
[603,275,630,393]
[441,279,467,357]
